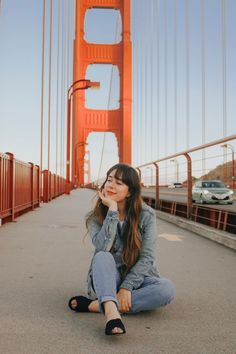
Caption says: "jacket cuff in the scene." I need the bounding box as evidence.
[106,210,119,219]
[119,281,134,292]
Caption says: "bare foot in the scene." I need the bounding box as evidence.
[104,301,124,334]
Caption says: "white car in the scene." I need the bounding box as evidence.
[192,180,234,204]
[168,182,183,189]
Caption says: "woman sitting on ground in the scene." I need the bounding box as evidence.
[68,163,175,335]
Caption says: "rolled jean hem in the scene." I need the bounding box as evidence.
[99,295,119,313]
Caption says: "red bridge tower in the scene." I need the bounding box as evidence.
[72,0,132,186]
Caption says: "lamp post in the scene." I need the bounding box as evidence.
[221,143,235,190]
[170,158,179,183]
[65,79,100,194]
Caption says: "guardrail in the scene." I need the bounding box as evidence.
[0,152,66,225]
[137,134,236,235]
[142,194,236,234]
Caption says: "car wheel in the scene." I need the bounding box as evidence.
[199,195,205,204]
[192,199,195,203]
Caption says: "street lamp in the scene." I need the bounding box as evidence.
[66,79,100,194]
[221,143,235,190]
[170,159,179,183]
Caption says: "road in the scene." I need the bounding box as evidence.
[0,188,235,354]
[142,187,236,212]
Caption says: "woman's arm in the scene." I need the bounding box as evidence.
[88,210,119,252]
[119,211,157,291]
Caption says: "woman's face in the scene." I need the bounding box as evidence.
[104,169,130,203]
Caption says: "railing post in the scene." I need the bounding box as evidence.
[28,162,34,210]
[184,153,192,219]
[43,170,49,203]
[6,152,15,222]
[49,171,52,201]
[153,162,160,209]
[35,165,40,206]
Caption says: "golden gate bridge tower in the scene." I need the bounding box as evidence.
[72,0,132,186]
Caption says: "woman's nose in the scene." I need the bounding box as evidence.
[108,180,115,188]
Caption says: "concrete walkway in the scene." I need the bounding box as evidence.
[0,189,235,354]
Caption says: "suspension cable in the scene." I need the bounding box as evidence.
[40,0,46,180]
[174,0,178,153]
[222,0,227,178]
[185,0,190,149]
[150,0,154,162]
[222,0,227,137]
[157,0,160,160]
[0,0,3,14]
[60,0,66,177]
[201,0,206,176]
[56,0,61,176]
[47,0,53,174]
[164,0,168,183]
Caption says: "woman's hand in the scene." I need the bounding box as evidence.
[98,189,118,211]
[117,288,132,313]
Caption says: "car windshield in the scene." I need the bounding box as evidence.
[202,181,225,188]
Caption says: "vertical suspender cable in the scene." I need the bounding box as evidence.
[67,0,71,89]
[201,0,206,176]
[144,3,149,165]
[56,0,61,176]
[135,1,143,165]
[40,0,46,194]
[164,0,168,183]
[185,0,190,149]
[157,0,160,160]
[222,0,227,136]
[174,0,178,153]
[62,1,67,177]
[60,0,65,177]
[222,0,227,176]
[133,14,137,165]
[150,0,154,163]
[144,22,148,164]
[47,0,53,173]
[138,38,142,166]
[0,0,3,14]
[141,35,145,166]
[66,0,72,180]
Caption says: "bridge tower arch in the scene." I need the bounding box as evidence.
[72,0,132,186]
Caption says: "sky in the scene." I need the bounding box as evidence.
[0,0,236,184]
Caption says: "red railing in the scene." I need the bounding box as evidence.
[42,170,66,202]
[0,152,66,225]
[137,134,236,234]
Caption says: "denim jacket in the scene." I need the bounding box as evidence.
[86,203,160,299]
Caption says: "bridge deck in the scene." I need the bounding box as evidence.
[0,189,235,354]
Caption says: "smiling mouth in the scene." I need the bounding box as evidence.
[107,191,116,196]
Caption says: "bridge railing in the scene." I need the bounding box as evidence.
[0,152,66,225]
[136,134,236,234]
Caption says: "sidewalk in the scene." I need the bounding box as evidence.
[0,189,235,354]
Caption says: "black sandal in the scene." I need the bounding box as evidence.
[105,318,126,335]
[68,296,93,312]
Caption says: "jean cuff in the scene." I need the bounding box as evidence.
[99,295,119,314]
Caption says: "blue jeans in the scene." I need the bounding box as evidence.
[92,251,175,313]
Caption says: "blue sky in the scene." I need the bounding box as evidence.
[0,0,236,183]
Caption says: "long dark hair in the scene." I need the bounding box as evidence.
[86,163,143,272]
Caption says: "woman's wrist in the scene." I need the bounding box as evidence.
[109,202,118,212]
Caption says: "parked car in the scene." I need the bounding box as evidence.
[192,180,234,204]
[168,182,183,189]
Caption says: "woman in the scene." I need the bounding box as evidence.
[68,163,175,335]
